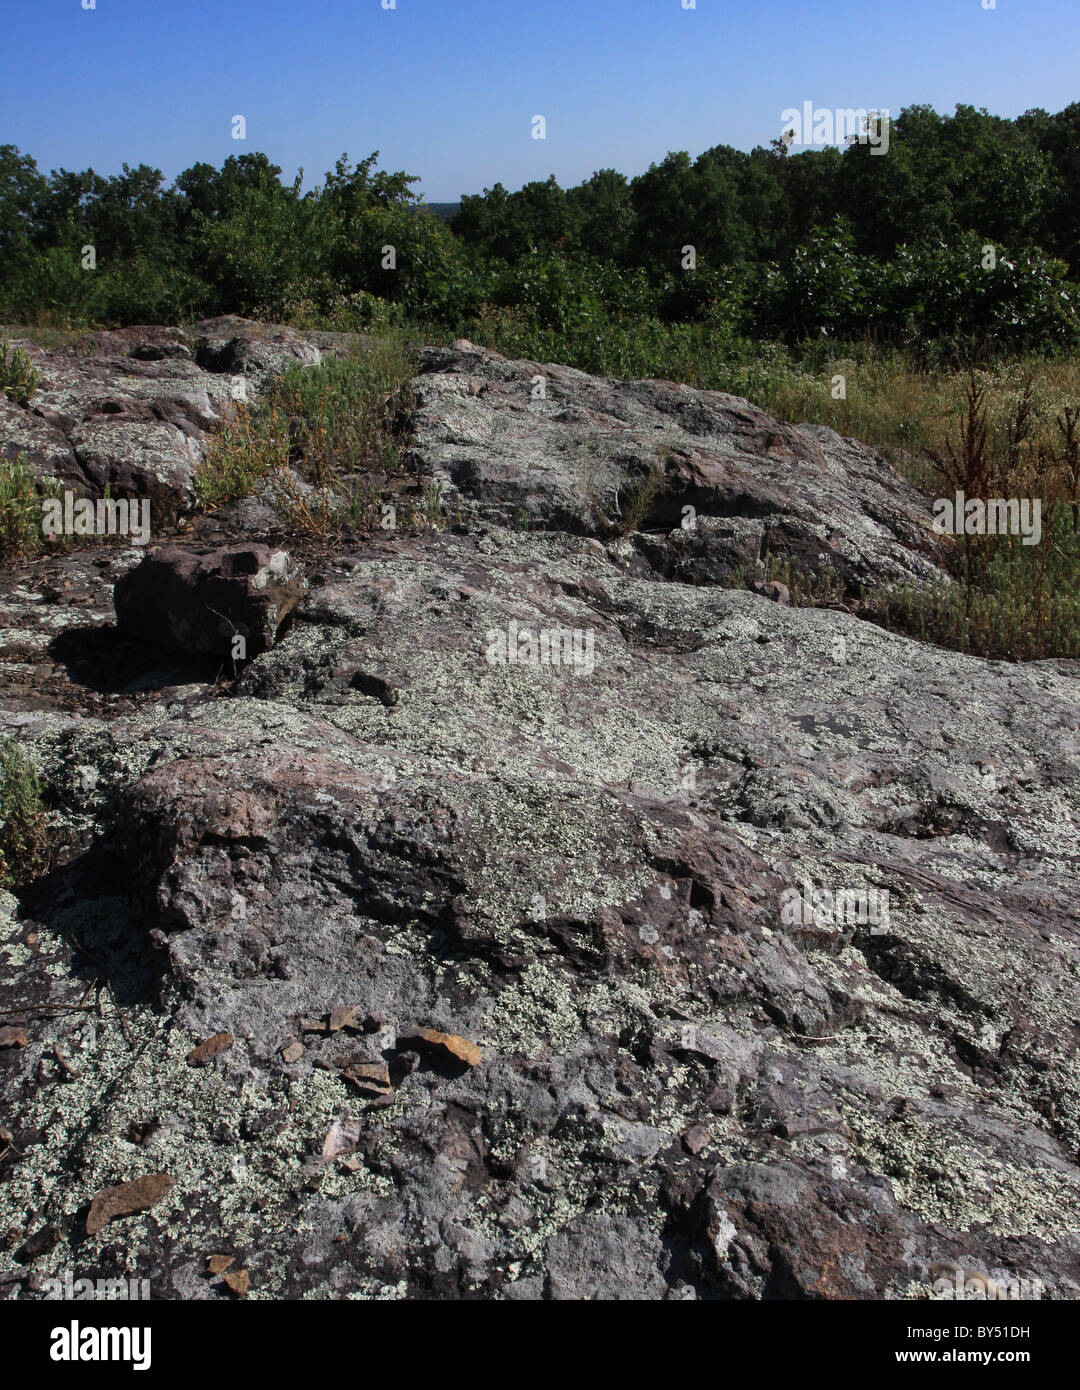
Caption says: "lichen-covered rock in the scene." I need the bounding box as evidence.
[406,341,948,593]
[0,322,341,520]
[1,345,1079,1302]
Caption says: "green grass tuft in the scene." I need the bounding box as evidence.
[194,334,416,531]
[0,341,40,405]
[0,738,46,887]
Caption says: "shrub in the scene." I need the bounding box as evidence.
[865,508,1080,661]
[0,454,47,562]
[194,400,291,511]
[0,341,40,403]
[264,333,414,483]
[0,738,45,887]
[616,461,664,535]
[194,336,417,532]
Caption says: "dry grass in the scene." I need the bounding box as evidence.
[194,334,417,533]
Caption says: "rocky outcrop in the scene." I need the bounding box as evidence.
[1,331,1078,1302]
[0,320,348,520]
[407,341,948,593]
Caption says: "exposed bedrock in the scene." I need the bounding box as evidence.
[0,333,1077,1301]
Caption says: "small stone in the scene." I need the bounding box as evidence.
[682,1125,710,1155]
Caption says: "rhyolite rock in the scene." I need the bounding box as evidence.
[0,334,1078,1303]
[405,340,949,594]
[113,544,306,658]
[0,321,349,520]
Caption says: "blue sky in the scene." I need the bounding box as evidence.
[5,0,1078,201]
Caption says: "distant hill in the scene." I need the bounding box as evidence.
[421,202,460,221]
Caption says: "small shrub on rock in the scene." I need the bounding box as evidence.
[0,738,45,887]
[0,455,45,562]
[0,341,40,404]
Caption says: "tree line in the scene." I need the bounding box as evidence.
[2,102,1080,351]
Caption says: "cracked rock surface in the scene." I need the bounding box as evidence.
[408,340,949,592]
[1,330,1078,1301]
[0,319,350,518]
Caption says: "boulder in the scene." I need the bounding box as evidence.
[0,321,344,518]
[113,543,306,658]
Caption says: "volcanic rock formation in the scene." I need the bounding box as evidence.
[1,325,1077,1301]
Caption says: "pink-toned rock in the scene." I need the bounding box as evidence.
[114,543,305,658]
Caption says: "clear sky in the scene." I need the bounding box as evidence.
[4,0,1078,201]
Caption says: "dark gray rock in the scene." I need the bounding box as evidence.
[113,543,306,658]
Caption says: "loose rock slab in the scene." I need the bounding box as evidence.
[113,543,306,658]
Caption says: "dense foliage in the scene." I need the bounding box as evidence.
[3,102,1080,352]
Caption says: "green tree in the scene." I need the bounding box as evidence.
[565,168,633,261]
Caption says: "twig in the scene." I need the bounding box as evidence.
[69,936,136,1050]
[0,1000,98,1018]
[107,979,135,1049]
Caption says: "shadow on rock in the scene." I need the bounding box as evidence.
[19,839,165,1010]
[47,625,223,697]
